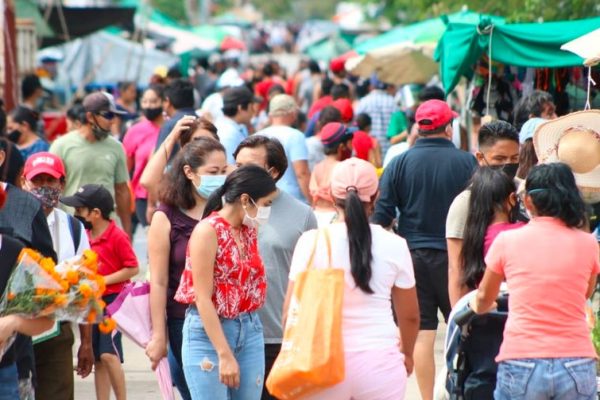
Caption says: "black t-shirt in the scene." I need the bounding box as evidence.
[0,234,24,368]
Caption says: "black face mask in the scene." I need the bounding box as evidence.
[75,215,93,231]
[142,107,163,121]
[491,163,519,180]
[7,129,21,143]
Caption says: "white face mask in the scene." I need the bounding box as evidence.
[242,198,271,229]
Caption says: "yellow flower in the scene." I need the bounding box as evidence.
[54,294,68,307]
[86,309,97,323]
[79,283,93,299]
[98,318,117,334]
[40,257,56,273]
[65,270,79,285]
[21,248,42,263]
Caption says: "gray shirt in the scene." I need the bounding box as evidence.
[258,190,317,343]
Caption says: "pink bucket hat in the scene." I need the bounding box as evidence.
[330,157,379,202]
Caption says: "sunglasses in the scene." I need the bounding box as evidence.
[96,111,115,120]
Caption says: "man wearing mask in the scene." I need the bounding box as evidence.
[233,136,317,400]
[50,92,132,236]
[372,99,476,400]
[446,121,520,307]
[22,152,94,400]
[154,79,197,149]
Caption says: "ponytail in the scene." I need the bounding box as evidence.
[342,189,373,294]
[202,185,226,219]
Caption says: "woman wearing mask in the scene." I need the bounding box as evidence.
[6,106,49,159]
[459,167,525,293]
[471,163,599,400]
[122,84,165,228]
[145,138,228,400]
[309,122,353,226]
[175,165,278,400]
[286,158,420,399]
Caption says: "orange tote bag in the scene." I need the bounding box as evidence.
[266,228,345,399]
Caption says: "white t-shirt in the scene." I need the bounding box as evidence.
[289,223,415,352]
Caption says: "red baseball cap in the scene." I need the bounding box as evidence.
[23,152,66,181]
[330,58,346,74]
[415,99,458,131]
[332,99,354,123]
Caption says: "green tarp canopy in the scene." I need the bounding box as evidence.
[435,17,600,93]
[304,34,353,61]
[355,10,505,54]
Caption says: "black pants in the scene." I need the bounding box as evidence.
[261,343,281,400]
[411,248,452,330]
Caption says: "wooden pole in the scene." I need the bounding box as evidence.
[2,0,18,110]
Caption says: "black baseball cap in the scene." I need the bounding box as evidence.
[60,184,114,216]
[82,92,126,115]
[222,87,260,110]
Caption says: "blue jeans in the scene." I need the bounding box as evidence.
[495,358,597,400]
[182,307,265,400]
[167,317,191,400]
[0,363,19,399]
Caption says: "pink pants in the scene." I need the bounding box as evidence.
[303,347,408,400]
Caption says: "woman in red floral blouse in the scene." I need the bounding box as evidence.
[175,165,278,400]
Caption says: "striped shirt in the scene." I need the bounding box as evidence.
[356,90,397,156]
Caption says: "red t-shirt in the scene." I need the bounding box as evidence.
[89,221,138,295]
[308,96,333,119]
[352,130,376,161]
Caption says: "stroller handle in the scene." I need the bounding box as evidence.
[454,293,509,327]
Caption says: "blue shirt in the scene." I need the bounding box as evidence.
[372,137,476,250]
[216,117,248,164]
[255,125,309,203]
[19,139,49,160]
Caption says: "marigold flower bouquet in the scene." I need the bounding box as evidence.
[0,248,115,359]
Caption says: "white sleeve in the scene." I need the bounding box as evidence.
[393,238,415,289]
[288,230,318,282]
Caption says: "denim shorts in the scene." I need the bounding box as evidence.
[92,294,123,362]
[495,358,597,400]
[182,307,265,400]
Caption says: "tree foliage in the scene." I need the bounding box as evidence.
[379,0,600,24]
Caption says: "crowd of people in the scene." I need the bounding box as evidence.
[0,52,598,400]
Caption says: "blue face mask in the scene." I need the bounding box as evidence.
[196,175,226,199]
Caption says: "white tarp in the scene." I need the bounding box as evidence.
[38,30,178,87]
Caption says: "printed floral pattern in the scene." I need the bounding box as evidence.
[175,214,266,318]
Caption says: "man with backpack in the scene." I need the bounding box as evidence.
[22,152,94,400]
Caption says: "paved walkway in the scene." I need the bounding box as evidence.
[74,229,446,399]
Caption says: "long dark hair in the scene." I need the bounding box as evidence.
[335,189,374,294]
[202,165,276,219]
[516,139,538,179]
[461,167,516,289]
[525,163,586,228]
[159,138,225,210]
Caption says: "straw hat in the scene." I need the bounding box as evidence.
[533,110,600,203]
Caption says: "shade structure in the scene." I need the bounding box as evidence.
[435,17,600,93]
[355,10,505,54]
[346,42,438,85]
[561,28,600,66]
